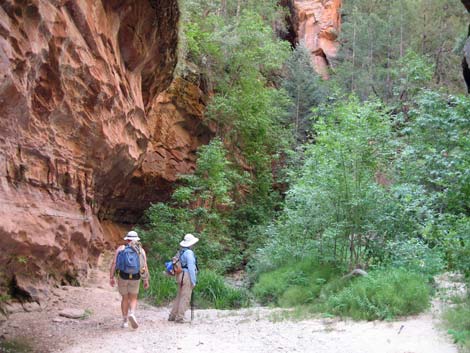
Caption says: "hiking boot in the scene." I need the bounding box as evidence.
[128,313,139,329]
[121,320,128,328]
[168,316,175,322]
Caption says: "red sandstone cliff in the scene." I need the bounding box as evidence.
[287,0,342,78]
[0,0,211,300]
[0,0,342,301]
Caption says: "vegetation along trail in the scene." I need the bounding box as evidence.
[2,0,470,352]
[0,256,460,353]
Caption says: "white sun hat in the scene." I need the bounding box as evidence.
[124,230,140,241]
[180,233,199,247]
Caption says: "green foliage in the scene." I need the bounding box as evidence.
[392,51,434,100]
[252,257,340,306]
[281,43,326,144]
[173,138,242,208]
[253,90,470,282]
[438,216,470,276]
[326,269,430,320]
[194,270,250,309]
[382,239,445,279]
[395,91,470,215]
[0,293,11,302]
[0,338,33,353]
[334,0,467,99]
[142,261,178,305]
[139,203,193,264]
[251,96,394,272]
[252,261,431,321]
[443,296,470,352]
[143,264,249,309]
[181,1,293,213]
[140,139,249,273]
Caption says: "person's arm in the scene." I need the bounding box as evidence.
[109,245,124,287]
[142,249,150,289]
[185,250,197,287]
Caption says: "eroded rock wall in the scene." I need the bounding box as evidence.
[287,0,342,78]
[0,0,211,299]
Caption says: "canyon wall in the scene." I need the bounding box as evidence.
[0,0,211,300]
[288,0,342,78]
[0,0,344,300]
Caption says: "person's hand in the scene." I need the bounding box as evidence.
[110,277,115,287]
[143,279,149,290]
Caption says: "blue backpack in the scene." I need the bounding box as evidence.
[116,244,140,275]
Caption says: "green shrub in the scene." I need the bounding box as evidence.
[443,294,470,352]
[194,270,250,309]
[383,239,445,279]
[141,262,177,305]
[143,265,249,309]
[252,258,340,306]
[278,286,315,307]
[326,269,430,320]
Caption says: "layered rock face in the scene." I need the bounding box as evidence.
[0,0,211,299]
[287,0,342,78]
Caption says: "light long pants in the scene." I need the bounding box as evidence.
[170,271,192,321]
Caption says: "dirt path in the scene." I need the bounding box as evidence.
[0,253,460,353]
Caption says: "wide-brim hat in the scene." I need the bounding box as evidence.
[180,233,199,247]
[124,230,140,241]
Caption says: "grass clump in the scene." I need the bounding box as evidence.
[141,262,178,305]
[143,264,249,309]
[0,338,33,353]
[195,270,250,309]
[252,259,431,321]
[326,269,430,320]
[252,257,340,306]
[443,298,470,352]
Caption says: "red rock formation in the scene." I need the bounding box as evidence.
[0,0,212,299]
[289,0,342,78]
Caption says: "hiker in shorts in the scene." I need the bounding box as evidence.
[109,230,149,329]
[168,233,199,323]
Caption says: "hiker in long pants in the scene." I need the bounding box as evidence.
[109,231,149,329]
[168,233,199,323]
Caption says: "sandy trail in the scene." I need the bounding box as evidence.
[0,253,460,353]
[61,306,457,353]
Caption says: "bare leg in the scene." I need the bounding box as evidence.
[121,294,129,318]
[127,293,139,329]
[128,293,138,314]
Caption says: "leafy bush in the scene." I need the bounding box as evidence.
[326,269,430,320]
[439,216,470,276]
[250,97,395,272]
[253,91,470,287]
[383,239,445,279]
